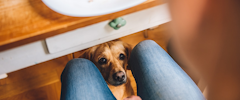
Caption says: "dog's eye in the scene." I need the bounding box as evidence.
[119,53,125,60]
[98,58,107,64]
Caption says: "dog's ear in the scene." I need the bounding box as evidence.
[123,42,132,70]
[79,48,92,60]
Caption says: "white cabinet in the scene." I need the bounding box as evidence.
[0,4,171,76]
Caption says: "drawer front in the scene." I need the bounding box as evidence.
[0,4,170,75]
[45,4,171,53]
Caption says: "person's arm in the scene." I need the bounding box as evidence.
[168,0,240,99]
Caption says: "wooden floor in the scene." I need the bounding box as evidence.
[0,24,172,100]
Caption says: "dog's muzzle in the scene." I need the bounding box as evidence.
[112,71,126,85]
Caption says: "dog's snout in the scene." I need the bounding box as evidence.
[113,71,125,82]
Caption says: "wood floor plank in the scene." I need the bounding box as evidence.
[0,55,72,99]
[0,70,60,99]
[45,82,61,100]
[0,88,48,100]
[0,82,62,100]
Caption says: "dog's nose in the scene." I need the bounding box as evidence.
[113,71,125,82]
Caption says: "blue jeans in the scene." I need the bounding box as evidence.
[60,40,205,100]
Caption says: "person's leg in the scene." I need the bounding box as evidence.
[129,40,205,100]
[60,58,116,100]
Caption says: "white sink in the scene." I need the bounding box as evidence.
[42,0,146,17]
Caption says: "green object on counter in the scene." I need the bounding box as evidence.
[109,17,126,30]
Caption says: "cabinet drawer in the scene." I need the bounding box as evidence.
[45,4,171,53]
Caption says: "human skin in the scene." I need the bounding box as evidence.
[168,0,240,100]
[123,95,141,100]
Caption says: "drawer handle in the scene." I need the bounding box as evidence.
[109,17,126,30]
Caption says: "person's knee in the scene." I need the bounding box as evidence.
[134,40,162,51]
[61,58,96,81]
[139,40,157,46]
[67,58,91,64]
[65,58,93,70]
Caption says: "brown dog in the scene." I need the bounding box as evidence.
[79,40,135,100]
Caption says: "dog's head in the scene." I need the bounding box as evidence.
[79,40,132,86]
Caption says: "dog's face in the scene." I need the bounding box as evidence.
[80,40,132,86]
